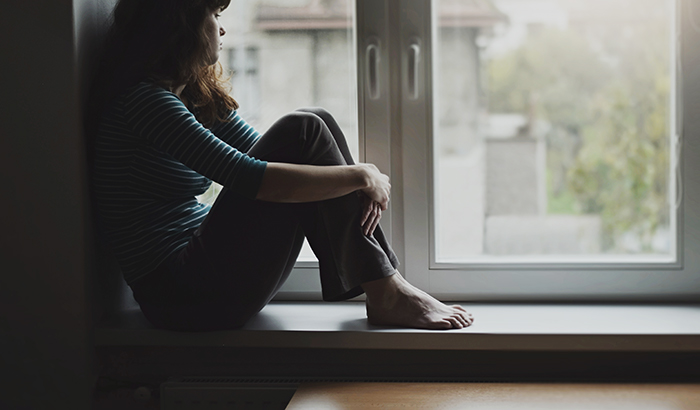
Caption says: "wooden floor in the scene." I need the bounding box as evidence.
[286,382,700,409]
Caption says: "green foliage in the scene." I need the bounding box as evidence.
[546,170,579,214]
[486,16,671,252]
[489,28,609,125]
[569,77,670,252]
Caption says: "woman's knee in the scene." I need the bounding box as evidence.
[296,107,332,121]
[260,110,344,165]
[276,111,334,146]
[275,111,326,136]
[294,108,356,165]
[259,111,327,149]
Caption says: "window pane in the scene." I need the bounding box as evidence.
[199,0,358,262]
[433,0,674,262]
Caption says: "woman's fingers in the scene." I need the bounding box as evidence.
[371,202,382,234]
[365,201,382,236]
[360,199,383,236]
[360,163,391,209]
[359,186,386,236]
[360,196,373,226]
[364,187,389,210]
[363,202,377,235]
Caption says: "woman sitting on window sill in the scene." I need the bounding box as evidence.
[90,0,473,332]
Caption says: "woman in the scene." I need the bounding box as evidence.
[92,0,473,331]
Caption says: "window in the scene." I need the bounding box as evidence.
[208,0,700,301]
[434,0,675,263]
[228,46,261,122]
[402,0,700,301]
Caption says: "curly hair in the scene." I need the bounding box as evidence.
[96,0,237,127]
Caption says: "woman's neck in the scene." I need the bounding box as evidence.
[172,84,186,97]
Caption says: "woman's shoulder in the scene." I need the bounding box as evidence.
[115,79,190,119]
[122,79,179,103]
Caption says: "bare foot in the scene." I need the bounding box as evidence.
[362,271,474,330]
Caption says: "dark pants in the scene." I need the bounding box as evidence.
[130,108,399,331]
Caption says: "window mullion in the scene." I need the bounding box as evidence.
[398,0,434,290]
[357,0,394,245]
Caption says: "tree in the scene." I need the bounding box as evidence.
[568,27,670,252]
[486,14,671,252]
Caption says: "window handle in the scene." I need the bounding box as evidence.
[407,38,421,100]
[366,39,381,100]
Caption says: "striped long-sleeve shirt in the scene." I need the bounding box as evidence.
[92,80,267,284]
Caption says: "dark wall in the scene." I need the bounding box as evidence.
[0,0,113,408]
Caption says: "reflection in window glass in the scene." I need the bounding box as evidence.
[197,0,358,262]
[433,0,674,262]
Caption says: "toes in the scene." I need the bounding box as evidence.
[452,305,468,313]
[449,306,473,326]
[457,312,473,327]
[453,313,470,328]
[445,316,463,329]
[464,313,474,326]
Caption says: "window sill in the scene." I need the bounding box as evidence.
[94,302,700,352]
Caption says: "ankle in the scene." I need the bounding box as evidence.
[362,271,400,307]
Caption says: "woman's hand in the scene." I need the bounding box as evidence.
[359,192,383,236]
[358,163,391,211]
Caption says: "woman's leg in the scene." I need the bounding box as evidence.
[135,109,472,331]
[295,109,474,330]
[294,108,395,264]
[243,109,399,301]
[243,109,473,329]
[136,110,396,331]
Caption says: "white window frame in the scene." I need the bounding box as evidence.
[277,0,700,302]
[401,0,700,302]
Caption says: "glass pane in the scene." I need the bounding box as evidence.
[199,0,358,262]
[433,0,674,262]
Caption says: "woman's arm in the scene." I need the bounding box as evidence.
[209,110,260,153]
[256,162,391,210]
[123,84,390,208]
[123,83,267,199]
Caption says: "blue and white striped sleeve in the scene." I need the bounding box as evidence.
[209,110,261,154]
[122,83,267,199]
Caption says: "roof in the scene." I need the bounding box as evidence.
[256,0,507,31]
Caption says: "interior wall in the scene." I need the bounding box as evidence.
[0,0,114,408]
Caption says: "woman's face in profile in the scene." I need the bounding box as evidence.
[203,8,226,66]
